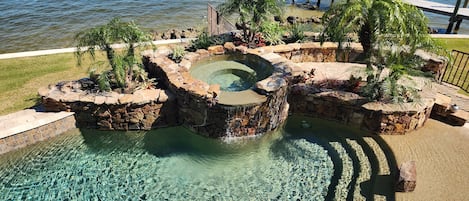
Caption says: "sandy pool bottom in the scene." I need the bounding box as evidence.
[379,119,469,201]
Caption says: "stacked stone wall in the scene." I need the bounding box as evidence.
[288,88,434,135]
[143,44,291,137]
[40,81,178,130]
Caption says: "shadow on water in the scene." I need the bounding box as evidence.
[80,126,278,159]
[80,128,140,153]
[279,116,398,201]
[79,127,229,157]
[142,126,230,157]
[142,126,279,159]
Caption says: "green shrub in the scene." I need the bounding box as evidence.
[190,31,214,50]
[259,21,285,45]
[285,24,305,43]
[170,46,186,62]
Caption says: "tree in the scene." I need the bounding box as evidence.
[320,0,446,102]
[218,0,285,43]
[75,18,153,92]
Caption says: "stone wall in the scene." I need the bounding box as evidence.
[0,114,76,155]
[246,42,364,63]
[36,42,441,137]
[189,85,290,138]
[248,42,447,78]
[143,44,292,137]
[39,80,178,130]
[288,87,434,135]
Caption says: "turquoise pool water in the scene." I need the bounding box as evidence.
[0,117,383,200]
[191,60,258,92]
[190,54,273,92]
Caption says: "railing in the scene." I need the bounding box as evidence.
[440,50,469,92]
[207,4,237,36]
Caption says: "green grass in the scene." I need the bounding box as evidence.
[0,53,105,115]
[435,38,469,53]
[434,38,469,95]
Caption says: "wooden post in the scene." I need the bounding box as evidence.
[446,0,463,34]
[454,0,469,33]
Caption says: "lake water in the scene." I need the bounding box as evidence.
[0,0,467,54]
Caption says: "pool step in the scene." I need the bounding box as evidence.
[344,139,372,201]
[363,137,393,201]
[328,141,354,201]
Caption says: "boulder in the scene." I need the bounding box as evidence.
[255,77,287,94]
[311,16,321,24]
[396,161,417,192]
[287,16,296,24]
[223,42,236,52]
[208,45,225,55]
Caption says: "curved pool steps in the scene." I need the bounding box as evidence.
[344,139,373,200]
[328,141,354,200]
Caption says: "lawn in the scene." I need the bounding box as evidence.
[0,38,468,115]
[435,38,469,53]
[435,38,469,94]
[0,53,104,115]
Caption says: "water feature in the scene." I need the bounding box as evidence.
[0,116,390,200]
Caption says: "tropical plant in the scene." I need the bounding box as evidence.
[218,0,285,43]
[170,46,186,63]
[190,31,214,50]
[75,17,153,92]
[285,23,306,43]
[320,0,447,102]
[259,21,285,45]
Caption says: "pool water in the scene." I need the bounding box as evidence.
[0,117,384,200]
[190,54,274,92]
[191,60,258,91]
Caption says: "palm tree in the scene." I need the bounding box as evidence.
[75,18,152,92]
[218,0,285,42]
[320,0,446,102]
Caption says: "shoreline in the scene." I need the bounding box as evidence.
[0,38,195,60]
[2,1,467,54]
[1,34,469,59]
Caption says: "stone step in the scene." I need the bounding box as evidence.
[431,93,469,126]
[447,110,469,126]
[433,93,452,116]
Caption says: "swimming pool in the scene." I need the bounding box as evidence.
[0,116,389,200]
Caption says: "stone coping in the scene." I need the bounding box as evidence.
[362,98,435,114]
[39,80,169,106]
[0,109,75,139]
[218,90,267,106]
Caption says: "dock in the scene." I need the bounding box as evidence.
[402,0,469,33]
[403,0,469,20]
